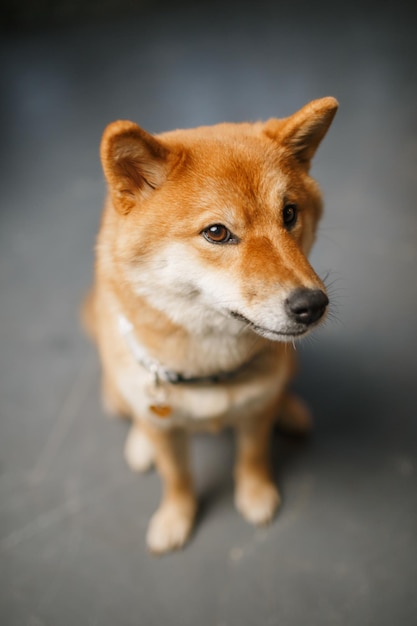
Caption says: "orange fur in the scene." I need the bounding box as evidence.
[87,97,338,553]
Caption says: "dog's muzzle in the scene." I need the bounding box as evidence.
[229,287,329,341]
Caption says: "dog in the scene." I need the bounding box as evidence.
[84,97,338,554]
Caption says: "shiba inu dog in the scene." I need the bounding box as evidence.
[85,97,338,553]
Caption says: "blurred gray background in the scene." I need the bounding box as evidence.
[1,1,416,625]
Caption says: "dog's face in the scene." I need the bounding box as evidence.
[100,98,338,341]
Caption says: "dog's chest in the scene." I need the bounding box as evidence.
[115,350,287,430]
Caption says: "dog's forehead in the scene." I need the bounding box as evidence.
[165,126,289,205]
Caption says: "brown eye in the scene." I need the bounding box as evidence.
[283,203,298,229]
[202,224,236,244]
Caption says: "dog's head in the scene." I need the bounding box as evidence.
[99,97,338,342]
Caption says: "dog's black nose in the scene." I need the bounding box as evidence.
[285,288,329,326]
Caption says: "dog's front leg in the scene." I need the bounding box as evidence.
[234,405,280,526]
[141,422,196,554]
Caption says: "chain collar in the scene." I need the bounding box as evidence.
[118,314,254,386]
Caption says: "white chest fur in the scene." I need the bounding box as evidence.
[113,318,288,430]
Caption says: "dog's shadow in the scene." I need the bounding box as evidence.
[191,342,380,538]
[191,424,312,536]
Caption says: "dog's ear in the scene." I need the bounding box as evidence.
[264,97,338,168]
[100,120,173,215]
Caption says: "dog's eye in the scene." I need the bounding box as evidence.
[202,224,235,244]
[283,204,298,229]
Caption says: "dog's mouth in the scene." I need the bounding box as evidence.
[229,288,328,341]
[229,311,308,341]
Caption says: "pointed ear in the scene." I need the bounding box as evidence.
[264,97,338,168]
[100,120,172,214]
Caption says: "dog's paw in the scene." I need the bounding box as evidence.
[235,479,281,526]
[146,500,196,554]
[124,425,155,472]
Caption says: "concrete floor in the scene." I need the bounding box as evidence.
[1,1,417,624]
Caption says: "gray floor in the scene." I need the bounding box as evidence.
[1,1,417,625]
